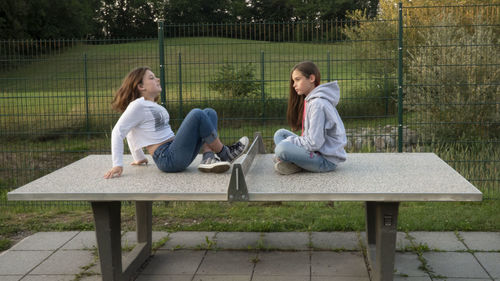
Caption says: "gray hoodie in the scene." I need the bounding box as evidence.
[286,81,347,164]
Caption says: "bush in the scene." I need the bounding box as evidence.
[208,63,260,98]
[405,14,500,139]
[344,0,500,140]
[343,9,398,75]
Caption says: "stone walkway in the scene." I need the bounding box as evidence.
[0,231,499,280]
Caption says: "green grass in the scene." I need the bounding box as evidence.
[1,37,396,135]
[0,200,498,249]
[0,38,373,94]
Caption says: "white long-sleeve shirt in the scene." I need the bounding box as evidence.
[111,97,175,167]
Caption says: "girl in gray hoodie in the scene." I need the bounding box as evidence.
[274,61,347,175]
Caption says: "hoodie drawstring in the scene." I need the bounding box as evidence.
[301,99,307,136]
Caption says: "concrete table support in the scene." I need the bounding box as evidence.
[91,201,152,281]
[365,201,400,281]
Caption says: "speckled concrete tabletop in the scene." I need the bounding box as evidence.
[8,153,482,202]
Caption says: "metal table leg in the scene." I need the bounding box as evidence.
[365,201,400,281]
[91,201,153,281]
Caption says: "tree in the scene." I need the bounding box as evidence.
[0,0,98,39]
[0,0,29,39]
[164,0,233,24]
[249,0,295,22]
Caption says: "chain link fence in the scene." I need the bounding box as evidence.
[0,4,498,205]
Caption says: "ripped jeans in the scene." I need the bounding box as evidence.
[273,128,336,173]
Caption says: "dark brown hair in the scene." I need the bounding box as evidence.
[111,67,151,112]
[286,61,321,130]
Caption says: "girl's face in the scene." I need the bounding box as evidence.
[292,69,316,96]
[139,70,161,100]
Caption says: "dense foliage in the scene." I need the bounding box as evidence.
[0,0,378,39]
[208,63,260,98]
[344,0,500,141]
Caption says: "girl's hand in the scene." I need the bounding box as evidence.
[104,166,123,179]
[131,159,148,166]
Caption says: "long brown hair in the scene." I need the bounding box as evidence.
[286,61,321,130]
[111,67,151,112]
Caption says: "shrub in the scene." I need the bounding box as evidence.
[344,0,500,140]
[208,63,260,98]
[343,9,398,75]
[405,14,500,139]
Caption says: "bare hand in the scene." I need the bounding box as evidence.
[104,166,123,179]
[131,159,148,166]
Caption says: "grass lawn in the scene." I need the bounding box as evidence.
[0,37,396,134]
[1,200,498,252]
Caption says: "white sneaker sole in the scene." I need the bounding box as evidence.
[274,161,302,175]
[198,162,230,173]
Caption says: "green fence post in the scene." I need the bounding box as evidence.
[158,21,166,108]
[385,74,389,116]
[397,2,404,153]
[84,53,90,139]
[178,52,183,117]
[327,51,331,82]
[260,50,265,124]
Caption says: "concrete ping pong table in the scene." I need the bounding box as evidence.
[8,134,482,281]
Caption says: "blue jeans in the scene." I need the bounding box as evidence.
[153,108,219,172]
[273,128,336,173]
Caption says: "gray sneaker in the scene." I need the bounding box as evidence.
[227,136,249,163]
[274,161,302,175]
[198,155,230,173]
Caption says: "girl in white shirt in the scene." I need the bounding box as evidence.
[104,67,248,178]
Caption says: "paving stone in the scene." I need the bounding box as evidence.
[191,275,250,281]
[61,231,96,250]
[161,232,216,250]
[436,278,490,281]
[311,251,368,277]
[63,231,170,251]
[253,251,310,276]
[360,232,411,251]
[0,276,23,281]
[3,231,500,281]
[393,252,428,277]
[422,252,490,279]
[22,275,75,281]
[135,275,193,281]
[475,252,500,279]
[311,232,360,250]
[393,277,431,281]
[141,250,204,275]
[0,250,52,275]
[312,277,370,281]
[408,232,466,251]
[121,231,170,247]
[78,275,102,281]
[459,232,500,251]
[214,232,262,250]
[30,250,94,275]
[254,276,310,281]
[261,232,309,250]
[82,249,134,274]
[196,251,255,275]
[9,232,78,251]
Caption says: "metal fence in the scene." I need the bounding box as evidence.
[0,4,498,205]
